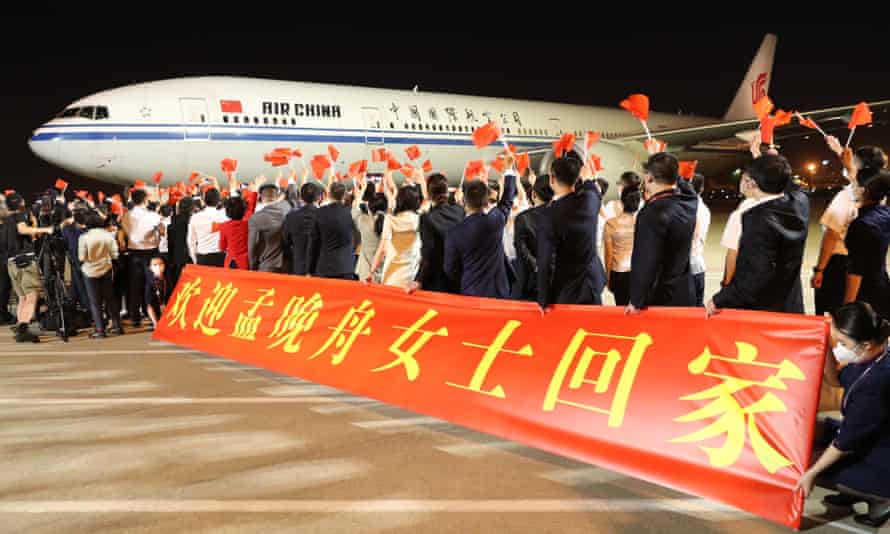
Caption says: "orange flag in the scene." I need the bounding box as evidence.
[553,132,577,157]
[849,102,873,129]
[585,131,601,152]
[620,94,650,121]
[490,157,506,174]
[153,172,163,184]
[328,145,340,162]
[401,164,415,177]
[371,148,389,162]
[679,161,698,180]
[588,155,604,173]
[55,178,68,191]
[753,96,774,120]
[133,180,146,190]
[270,157,289,167]
[760,115,777,146]
[405,145,422,161]
[472,122,503,149]
[292,148,303,158]
[516,153,530,175]
[311,155,332,179]
[273,147,292,155]
[773,110,794,127]
[422,160,433,173]
[278,177,289,189]
[188,172,201,183]
[507,144,517,155]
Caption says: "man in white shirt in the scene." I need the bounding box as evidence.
[689,174,711,307]
[187,188,229,267]
[121,189,163,327]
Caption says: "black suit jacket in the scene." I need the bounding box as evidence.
[713,186,809,313]
[416,203,465,293]
[537,180,607,308]
[512,205,544,301]
[167,214,191,267]
[309,203,356,278]
[629,180,698,308]
[444,173,517,298]
[283,204,318,275]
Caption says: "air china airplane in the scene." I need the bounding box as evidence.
[26,34,889,189]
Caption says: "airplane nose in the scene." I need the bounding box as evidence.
[28,126,60,164]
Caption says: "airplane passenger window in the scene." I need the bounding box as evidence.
[223,116,229,123]
[404,123,409,130]
[95,107,109,120]
[243,116,249,124]
[273,118,278,125]
[506,128,510,134]
[390,122,395,129]
[79,107,95,119]
[254,117,259,124]
[291,119,296,125]
[263,118,269,125]
[233,116,239,124]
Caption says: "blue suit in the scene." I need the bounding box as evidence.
[444,173,517,299]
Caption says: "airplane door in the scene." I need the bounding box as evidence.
[549,118,562,137]
[180,98,211,140]
[362,107,384,145]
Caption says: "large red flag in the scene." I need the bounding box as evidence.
[620,94,650,121]
[753,96,774,120]
[472,122,503,149]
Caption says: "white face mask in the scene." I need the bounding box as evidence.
[150,266,164,278]
[833,343,861,364]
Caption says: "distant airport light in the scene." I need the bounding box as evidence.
[822,160,830,166]
[807,163,817,174]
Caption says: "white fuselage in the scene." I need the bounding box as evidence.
[28,76,716,187]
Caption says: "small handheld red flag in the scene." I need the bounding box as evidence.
[349,160,369,178]
[188,172,201,183]
[401,164,415,177]
[760,115,777,146]
[270,157,289,167]
[328,145,340,162]
[74,190,89,200]
[153,172,163,184]
[220,159,238,173]
[422,160,433,173]
[387,157,402,171]
[585,131,601,152]
[133,180,146,190]
[849,102,873,129]
[620,94,650,121]
[588,155,604,173]
[516,153,530,175]
[3,189,15,196]
[278,177,289,189]
[472,122,503,149]
[678,161,698,180]
[405,145,422,161]
[55,178,68,191]
[490,157,506,174]
[311,155,332,179]
[372,148,389,163]
[273,147,292,155]
[797,114,820,131]
[465,160,485,181]
[773,110,794,127]
[292,148,303,158]
[553,132,577,157]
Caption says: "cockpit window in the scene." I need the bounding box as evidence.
[78,107,95,119]
[58,107,80,118]
[94,106,109,120]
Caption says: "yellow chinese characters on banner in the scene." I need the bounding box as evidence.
[446,320,533,399]
[308,300,375,365]
[267,293,324,353]
[231,289,276,341]
[372,309,449,382]
[671,342,806,474]
[543,331,652,428]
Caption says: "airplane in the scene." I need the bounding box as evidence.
[27,34,890,193]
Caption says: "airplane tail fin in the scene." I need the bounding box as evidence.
[723,34,777,121]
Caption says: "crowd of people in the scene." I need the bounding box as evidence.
[0,134,888,523]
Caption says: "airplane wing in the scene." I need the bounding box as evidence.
[617,100,890,148]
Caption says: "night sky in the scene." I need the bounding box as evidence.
[3,21,889,198]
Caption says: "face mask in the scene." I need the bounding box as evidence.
[150,266,164,278]
[832,343,860,364]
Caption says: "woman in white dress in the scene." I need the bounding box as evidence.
[352,179,388,283]
[367,171,423,290]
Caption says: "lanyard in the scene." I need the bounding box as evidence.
[843,350,888,412]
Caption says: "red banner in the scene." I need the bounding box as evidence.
[154,266,828,529]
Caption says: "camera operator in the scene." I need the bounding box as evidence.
[6,193,53,343]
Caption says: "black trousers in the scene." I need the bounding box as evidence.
[693,272,706,308]
[85,272,122,333]
[609,271,631,307]
[815,254,848,316]
[128,250,156,322]
[197,253,226,267]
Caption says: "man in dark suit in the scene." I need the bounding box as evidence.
[537,154,607,309]
[412,173,464,294]
[627,152,698,313]
[283,183,320,276]
[309,181,356,280]
[708,154,809,316]
[444,153,517,298]
[513,174,553,301]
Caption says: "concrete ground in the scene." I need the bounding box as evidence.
[0,201,887,533]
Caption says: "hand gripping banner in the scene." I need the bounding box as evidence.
[154,265,828,529]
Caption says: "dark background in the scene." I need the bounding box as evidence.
[3,21,888,199]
